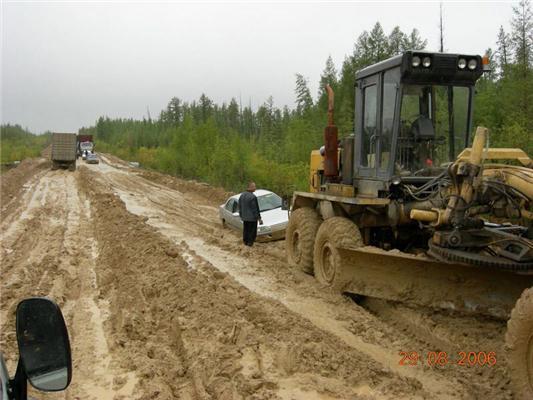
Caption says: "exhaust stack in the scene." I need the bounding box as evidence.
[324,85,339,180]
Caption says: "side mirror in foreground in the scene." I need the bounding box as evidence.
[15,297,72,394]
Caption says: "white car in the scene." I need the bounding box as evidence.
[219,189,289,241]
[86,153,99,164]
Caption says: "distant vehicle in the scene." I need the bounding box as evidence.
[76,134,94,158]
[79,141,93,154]
[219,189,289,241]
[0,297,72,400]
[86,153,99,164]
[51,133,77,171]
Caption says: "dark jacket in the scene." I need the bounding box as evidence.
[238,191,261,222]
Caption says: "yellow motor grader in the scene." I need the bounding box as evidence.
[285,51,533,398]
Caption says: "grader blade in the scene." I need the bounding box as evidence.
[337,246,533,320]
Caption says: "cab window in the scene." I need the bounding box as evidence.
[380,69,399,171]
[398,84,470,174]
[361,85,378,167]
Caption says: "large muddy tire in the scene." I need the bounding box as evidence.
[506,287,533,399]
[285,207,321,273]
[313,217,362,292]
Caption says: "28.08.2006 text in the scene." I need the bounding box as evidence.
[399,351,497,367]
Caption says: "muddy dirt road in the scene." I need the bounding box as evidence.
[0,157,515,399]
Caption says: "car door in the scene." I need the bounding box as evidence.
[229,199,242,229]
[222,199,238,230]
[222,199,234,226]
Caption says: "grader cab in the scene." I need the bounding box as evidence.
[286,51,533,399]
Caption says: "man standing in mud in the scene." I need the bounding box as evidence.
[238,181,263,247]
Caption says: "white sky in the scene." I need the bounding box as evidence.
[1,1,516,133]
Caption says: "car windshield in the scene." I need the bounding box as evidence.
[257,193,282,212]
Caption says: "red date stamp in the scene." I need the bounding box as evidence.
[399,351,497,367]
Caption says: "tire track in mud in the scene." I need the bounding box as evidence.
[80,165,427,399]
[1,159,50,224]
[0,168,136,399]
[78,173,202,399]
[82,156,508,399]
[62,174,138,400]
[1,172,69,333]
[1,168,52,243]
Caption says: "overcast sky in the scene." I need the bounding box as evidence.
[1,0,516,133]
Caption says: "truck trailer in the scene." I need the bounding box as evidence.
[51,133,77,171]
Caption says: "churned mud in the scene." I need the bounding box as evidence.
[0,156,513,399]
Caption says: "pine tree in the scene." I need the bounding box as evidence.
[497,26,512,73]
[227,98,240,132]
[295,74,313,115]
[257,96,275,139]
[388,26,407,55]
[336,56,358,134]
[366,22,388,63]
[166,97,182,126]
[511,0,533,69]
[404,29,427,51]
[509,0,533,151]
[199,94,213,122]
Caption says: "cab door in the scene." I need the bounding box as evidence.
[378,67,400,178]
[357,74,380,178]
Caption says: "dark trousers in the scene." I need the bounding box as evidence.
[243,221,258,246]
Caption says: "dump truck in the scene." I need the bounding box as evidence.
[51,133,77,171]
[285,51,533,399]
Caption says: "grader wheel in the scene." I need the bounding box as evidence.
[313,217,363,292]
[285,207,321,273]
[506,287,533,399]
